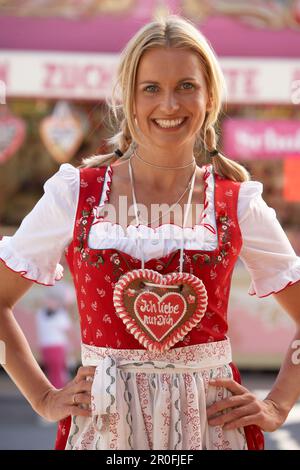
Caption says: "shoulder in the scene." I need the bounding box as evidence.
[44,163,79,190]
[54,163,79,178]
[209,168,265,221]
[238,180,266,222]
[41,163,80,210]
[239,180,263,198]
[210,166,243,199]
[77,164,110,184]
[43,163,108,196]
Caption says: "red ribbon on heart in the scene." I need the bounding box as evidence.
[113,268,208,352]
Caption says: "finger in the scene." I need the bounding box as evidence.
[73,392,91,406]
[209,378,248,395]
[69,406,92,418]
[74,380,93,394]
[206,395,250,418]
[208,403,258,427]
[223,414,261,430]
[75,366,96,383]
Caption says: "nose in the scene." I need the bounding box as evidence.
[159,91,180,114]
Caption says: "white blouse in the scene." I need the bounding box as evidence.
[0,163,300,297]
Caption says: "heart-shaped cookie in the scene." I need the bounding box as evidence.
[113,268,208,352]
[40,113,84,163]
[0,115,26,164]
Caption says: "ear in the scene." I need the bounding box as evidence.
[206,93,213,113]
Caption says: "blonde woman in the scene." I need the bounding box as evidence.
[1,16,300,450]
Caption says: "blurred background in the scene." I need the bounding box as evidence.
[0,0,300,450]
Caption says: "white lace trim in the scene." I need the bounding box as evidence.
[88,165,218,253]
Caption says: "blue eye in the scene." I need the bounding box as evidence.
[144,85,158,93]
[143,83,194,93]
[181,82,194,89]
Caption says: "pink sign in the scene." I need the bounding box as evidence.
[1,1,300,58]
[222,119,300,159]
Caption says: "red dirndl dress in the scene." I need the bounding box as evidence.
[55,164,264,450]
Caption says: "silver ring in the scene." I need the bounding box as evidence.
[72,393,78,405]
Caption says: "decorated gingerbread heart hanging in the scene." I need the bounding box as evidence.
[39,101,84,163]
[0,113,26,164]
[113,268,208,352]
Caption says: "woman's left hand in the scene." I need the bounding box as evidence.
[206,378,289,432]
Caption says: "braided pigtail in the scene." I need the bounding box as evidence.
[204,126,250,182]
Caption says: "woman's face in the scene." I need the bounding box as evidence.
[134,47,211,150]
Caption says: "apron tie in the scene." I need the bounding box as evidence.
[91,355,117,432]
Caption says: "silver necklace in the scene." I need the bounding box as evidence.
[133,164,196,227]
[128,157,197,272]
[134,149,196,169]
[128,156,197,226]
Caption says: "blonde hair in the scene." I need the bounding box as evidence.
[81,15,249,182]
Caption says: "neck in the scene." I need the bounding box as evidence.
[131,144,196,192]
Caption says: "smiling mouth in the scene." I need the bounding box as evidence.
[152,117,188,129]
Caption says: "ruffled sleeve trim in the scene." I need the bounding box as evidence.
[248,262,300,298]
[0,237,64,286]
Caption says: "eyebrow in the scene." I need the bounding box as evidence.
[139,77,199,85]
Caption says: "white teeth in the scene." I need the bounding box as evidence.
[154,118,185,128]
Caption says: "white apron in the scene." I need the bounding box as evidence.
[65,338,247,450]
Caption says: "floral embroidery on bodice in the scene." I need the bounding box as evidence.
[65,164,242,348]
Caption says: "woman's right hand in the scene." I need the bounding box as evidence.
[37,366,96,422]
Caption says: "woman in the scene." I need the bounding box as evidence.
[0,15,300,450]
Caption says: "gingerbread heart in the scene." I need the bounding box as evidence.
[0,115,26,164]
[113,268,208,352]
[39,104,84,163]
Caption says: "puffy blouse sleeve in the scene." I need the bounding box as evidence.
[0,163,79,286]
[238,181,300,298]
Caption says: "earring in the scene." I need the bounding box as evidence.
[134,115,139,128]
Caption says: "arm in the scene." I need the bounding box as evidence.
[206,281,300,431]
[0,262,94,421]
[0,164,95,422]
[206,182,300,431]
[0,263,53,414]
[265,281,300,413]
